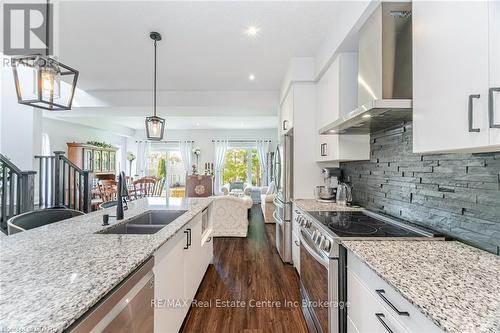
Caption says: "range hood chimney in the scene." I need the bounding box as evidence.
[320,2,413,135]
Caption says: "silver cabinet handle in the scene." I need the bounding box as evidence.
[375,289,409,316]
[468,94,481,132]
[375,313,394,333]
[282,120,288,131]
[489,87,500,128]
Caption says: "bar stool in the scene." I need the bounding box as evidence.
[7,208,85,235]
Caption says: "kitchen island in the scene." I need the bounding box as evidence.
[0,197,213,332]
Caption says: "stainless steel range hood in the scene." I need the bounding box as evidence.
[320,2,412,135]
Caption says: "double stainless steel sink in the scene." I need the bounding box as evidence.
[99,210,187,235]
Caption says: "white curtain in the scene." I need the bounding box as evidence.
[256,140,269,186]
[180,141,193,174]
[136,141,150,177]
[214,140,228,194]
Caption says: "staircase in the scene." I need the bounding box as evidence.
[0,152,93,234]
[35,151,93,213]
[0,154,36,232]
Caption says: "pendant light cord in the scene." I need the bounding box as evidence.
[46,0,50,56]
[153,39,157,117]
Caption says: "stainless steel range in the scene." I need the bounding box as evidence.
[296,209,444,333]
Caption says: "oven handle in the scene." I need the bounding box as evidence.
[300,230,329,268]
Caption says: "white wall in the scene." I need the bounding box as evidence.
[134,128,278,170]
[0,60,42,170]
[42,118,129,172]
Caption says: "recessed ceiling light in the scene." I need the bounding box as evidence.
[249,74,255,81]
[196,122,200,127]
[246,26,260,37]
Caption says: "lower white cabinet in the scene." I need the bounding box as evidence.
[292,231,300,273]
[347,251,442,333]
[153,212,213,333]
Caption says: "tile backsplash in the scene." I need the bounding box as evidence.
[340,122,500,254]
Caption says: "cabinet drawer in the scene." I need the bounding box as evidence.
[348,252,442,333]
[348,268,409,333]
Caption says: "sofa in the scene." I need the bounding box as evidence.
[221,181,249,195]
[260,184,276,224]
[210,195,253,237]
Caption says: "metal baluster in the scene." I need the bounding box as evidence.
[8,170,15,220]
[73,168,77,209]
[44,157,49,208]
[1,165,7,230]
[38,158,43,207]
[62,162,66,207]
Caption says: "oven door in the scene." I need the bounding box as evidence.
[300,230,331,333]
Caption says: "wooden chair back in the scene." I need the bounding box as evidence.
[99,179,117,202]
[132,177,156,198]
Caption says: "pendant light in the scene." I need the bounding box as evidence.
[11,0,79,111]
[145,32,165,141]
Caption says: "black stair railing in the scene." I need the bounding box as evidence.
[0,154,36,231]
[35,151,92,213]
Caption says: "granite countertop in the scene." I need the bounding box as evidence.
[0,197,213,332]
[342,240,500,333]
[292,198,364,212]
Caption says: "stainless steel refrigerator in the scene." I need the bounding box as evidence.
[273,131,293,263]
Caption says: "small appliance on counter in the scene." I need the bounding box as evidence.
[336,176,353,206]
[315,167,341,202]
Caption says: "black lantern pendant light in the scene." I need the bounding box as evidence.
[11,0,79,111]
[145,32,165,141]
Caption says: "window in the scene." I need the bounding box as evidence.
[146,149,186,197]
[222,148,262,186]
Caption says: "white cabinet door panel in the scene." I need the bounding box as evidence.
[489,0,500,145]
[153,231,187,333]
[413,1,490,153]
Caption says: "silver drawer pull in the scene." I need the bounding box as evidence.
[489,87,500,128]
[376,289,409,316]
[468,94,481,132]
[375,313,394,333]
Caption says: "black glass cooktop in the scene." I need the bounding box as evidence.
[306,211,423,238]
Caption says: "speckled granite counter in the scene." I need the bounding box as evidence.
[292,198,364,212]
[0,197,213,332]
[342,240,500,333]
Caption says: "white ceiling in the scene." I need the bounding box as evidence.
[50,1,342,131]
[58,1,341,91]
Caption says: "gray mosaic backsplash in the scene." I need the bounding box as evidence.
[340,122,500,254]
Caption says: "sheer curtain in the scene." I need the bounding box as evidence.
[214,140,228,194]
[180,141,193,174]
[256,140,269,186]
[136,141,150,177]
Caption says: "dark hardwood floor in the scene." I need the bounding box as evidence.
[181,205,308,332]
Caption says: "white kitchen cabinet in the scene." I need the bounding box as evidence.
[347,251,443,333]
[280,86,294,134]
[413,1,500,153]
[153,212,212,333]
[153,226,187,333]
[292,231,300,273]
[489,0,500,146]
[315,53,369,162]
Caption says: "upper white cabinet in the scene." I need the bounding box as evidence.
[315,53,370,162]
[413,1,500,153]
[280,87,294,134]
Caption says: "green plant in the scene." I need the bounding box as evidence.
[87,141,113,149]
[157,158,166,178]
